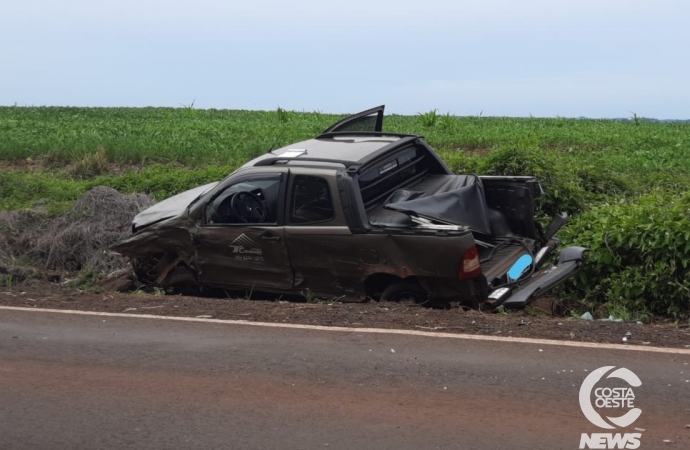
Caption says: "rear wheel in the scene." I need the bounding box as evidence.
[380,281,428,304]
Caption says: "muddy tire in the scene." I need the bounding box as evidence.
[380,281,428,304]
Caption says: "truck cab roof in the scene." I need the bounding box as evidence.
[243,133,421,172]
[241,106,432,172]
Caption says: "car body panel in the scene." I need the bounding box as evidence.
[132,182,218,231]
[247,136,402,170]
[111,218,196,263]
[196,226,293,290]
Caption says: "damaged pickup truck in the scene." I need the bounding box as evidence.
[112,106,586,309]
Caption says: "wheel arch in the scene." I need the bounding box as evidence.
[364,273,423,300]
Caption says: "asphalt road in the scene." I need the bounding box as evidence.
[1,309,689,450]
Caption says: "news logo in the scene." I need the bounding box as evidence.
[579,366,643,449]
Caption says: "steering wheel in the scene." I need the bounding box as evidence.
[231,191,267,223]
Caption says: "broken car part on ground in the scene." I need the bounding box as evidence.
[112,106,587,310]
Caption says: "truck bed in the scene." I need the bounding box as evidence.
[478,238,530,283]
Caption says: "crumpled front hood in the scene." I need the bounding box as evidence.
[133,182,218,229]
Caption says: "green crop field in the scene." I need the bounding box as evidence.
[1,106,689,318]
[1,106,689,170]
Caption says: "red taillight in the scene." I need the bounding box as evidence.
[459,245,482,279]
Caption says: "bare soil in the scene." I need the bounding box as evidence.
[1,281,689,349]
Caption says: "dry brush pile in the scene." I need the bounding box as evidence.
[0,186,154,277]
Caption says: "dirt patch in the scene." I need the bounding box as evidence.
[2,281,688,349]
[456,147,490,156]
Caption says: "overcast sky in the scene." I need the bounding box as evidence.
[2,1,689,118]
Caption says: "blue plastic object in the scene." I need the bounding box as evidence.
[507,254,533,281]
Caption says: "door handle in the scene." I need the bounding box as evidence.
[262,235,281,241]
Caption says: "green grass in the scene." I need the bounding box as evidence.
[0,164,236,212]
[2,106,689,173]
[1,106,689,211]
[0,107,328,166]
[1,106,688,210]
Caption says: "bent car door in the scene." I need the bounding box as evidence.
[321,105,384,134]
[284,169,362,297]
[194,171,293,290]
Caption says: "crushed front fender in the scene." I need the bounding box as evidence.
[110,226,196,263]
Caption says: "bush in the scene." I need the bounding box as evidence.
[574,164,630,197]
[476,144,586,217]
[70,147,109,179]
[561,190,690,317]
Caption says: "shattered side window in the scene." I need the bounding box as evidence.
[290,176,335,224]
